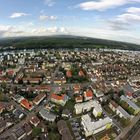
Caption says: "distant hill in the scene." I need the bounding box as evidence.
[0,35,140,51]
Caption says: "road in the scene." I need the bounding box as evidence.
[131,129,140,140]
[115,112,140,140]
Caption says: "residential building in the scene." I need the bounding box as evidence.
[22,123,32,136]
[75,96,83,103]
[0,118,6,133]
[62,109,71,118]
[93,103,103,117]
[33,93,46,105]
[12,127,26,140]
[20,99,33,111]
[74,100,101,114]
[121,95,140,115]
[51,93,68,106]
[30,116,40,127]
[81,114,112,137]
[73,85,81,94]
[13,109,25,119]
[0,102,14,114]
[109,100,132,119]
[39,108,56,122]
[84,89,93,101]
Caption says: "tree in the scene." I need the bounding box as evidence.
[127,107,135,115]
[119,90,125,96]
[120,100,129,110]
[32,127,42,137]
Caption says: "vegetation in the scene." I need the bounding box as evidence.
[120,117,131,127]
[65,64,89,83]
[0,36,140,51]
[19,91,38,100]
[103,105,115,115]
[0,92,9,102]
[63,99,75,112]
[136,99,140,107]
[47,122,61,140]
[32,127,42,137]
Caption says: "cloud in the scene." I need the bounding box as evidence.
[44,0,55,7]
[40,15,57,21]
[69,26,140,44]
[108,7,140,31]
[0,24,68,38]
[78,0,140,11]
[127,7,140,14]
[0,25,25,37]
[31,26,67,35]
[10,12,29,18]
[0,24,140,44]
[109,20,129,30]
[0,25,12,37]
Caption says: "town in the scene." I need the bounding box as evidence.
[0,48,140,140]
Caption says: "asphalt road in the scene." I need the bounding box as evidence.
[115,113,140,140]
[131,129,140,140]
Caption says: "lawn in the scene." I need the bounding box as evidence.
[47,122,61,140]
[136,101,140,108]
[48,132,61,140]
[63,99,75,112]
[95,127,117,140]
[103,105,115,116]
[32,127,42,137]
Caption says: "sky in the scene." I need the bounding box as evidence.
[0,0,140,44]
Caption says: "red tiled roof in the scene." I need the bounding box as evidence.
[36,85,51,91]
[20,99,32,110]
[51,93,65,100]
[66,70,72,77]
[85,89,93,97]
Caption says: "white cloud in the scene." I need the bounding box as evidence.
[118,13,140,22]
[118,7,140,23]
[44,0,55,7]
[10,12,29,18]
[0,24,140,44]
[108,7,140,31]
[40,15,57,21]
[0,24,68,38]
[78,0,140,11]
[69,26,140,44]
[127,7,140,14]
[31,26,67,35]
[0,25,25,37]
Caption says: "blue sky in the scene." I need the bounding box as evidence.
[0,0,140,44]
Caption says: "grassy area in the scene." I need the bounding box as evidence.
[64,99,75,112]
[103,105,115,116]
[32,127,42,137]
[47,122,61,140]
[95,127,117,140]
[136,101,140,107]
[48,132,61,140]
[114,115,131,128]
